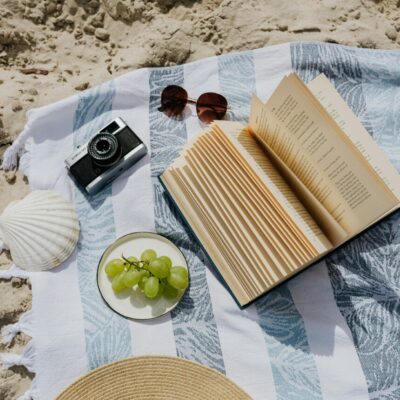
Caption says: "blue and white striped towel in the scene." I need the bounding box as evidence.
[1,42,400,400]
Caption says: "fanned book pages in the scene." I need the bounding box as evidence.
[160,73,400,306]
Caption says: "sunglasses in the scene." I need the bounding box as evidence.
[158,85,228,123]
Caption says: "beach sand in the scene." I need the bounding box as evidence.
[0,0,399,398]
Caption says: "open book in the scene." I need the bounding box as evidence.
[160,73,400,306]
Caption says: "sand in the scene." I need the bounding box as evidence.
[0,0,399,398]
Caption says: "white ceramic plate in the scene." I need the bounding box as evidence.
[97,232,188,320]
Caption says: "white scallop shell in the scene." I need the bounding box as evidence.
[0,190,80,271]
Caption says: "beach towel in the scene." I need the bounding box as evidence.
[1,41,399,400]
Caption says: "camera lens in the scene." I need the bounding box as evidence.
[96,139,111,153]
[88,133,122,167]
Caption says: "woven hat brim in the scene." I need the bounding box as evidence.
[55,355,252,400]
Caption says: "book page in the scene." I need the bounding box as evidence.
[249,74,399,237]
[161,168,252,304]
[308,74,400,200]
[215,121,332,253]
[198,128,313,263]
[250,128,348,246]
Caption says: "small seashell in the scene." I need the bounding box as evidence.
[0,190,80,271]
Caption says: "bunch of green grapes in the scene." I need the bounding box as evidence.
[105,249,188,300]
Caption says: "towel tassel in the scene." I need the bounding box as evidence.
[1,121,32,171]
[18,389,35,400]
[0,339,35,372]
[1,310,33,345]
[0,265,30,280]
[1,322,21,345]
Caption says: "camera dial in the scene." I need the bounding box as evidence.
[88,133,122,167]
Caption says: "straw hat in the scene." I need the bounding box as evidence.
[55,355,251,400]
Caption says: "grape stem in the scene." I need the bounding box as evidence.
[121,254,149,271]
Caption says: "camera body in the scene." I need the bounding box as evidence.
[65,117,147,195]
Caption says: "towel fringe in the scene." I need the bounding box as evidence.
[0,339,35,372]
[1,145,20,171]
[0,311,37,399]
[0,265,30,280]
[0,116,31,171]
[0,352,23,368]
[0,264,37,398]
[1,329,38,399]
[1,310,33,345]
[0,238,9,252]
[19,136,33,178]
[18,389,35,400]
[1,323,21,345]
[1,128,29,171]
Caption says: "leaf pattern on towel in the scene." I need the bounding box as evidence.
[73,81,132,369]
[218,51,322,400]
[218,51,255,123]
[355,49,400,170]
[257,286,323,399]
[291,42,400,400]
[148,66,225,373]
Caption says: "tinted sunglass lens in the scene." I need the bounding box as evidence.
[196,92,228,123]
[159,85,188,117]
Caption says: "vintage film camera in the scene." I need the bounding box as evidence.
[65,118,147,195]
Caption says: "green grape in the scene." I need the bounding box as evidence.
[140,249,157,263]
[167,266,188,290]
[138,275,149,290]
[144,277,160,298]
[105,259,125,278]
[111,272,126,293]
[163,283,178,299]
[157,281,166,297]
[140,269,150,278]
[122,270,141,288]
[148,257,170,279]
[127,256,139,264]
[158,256,172,270]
